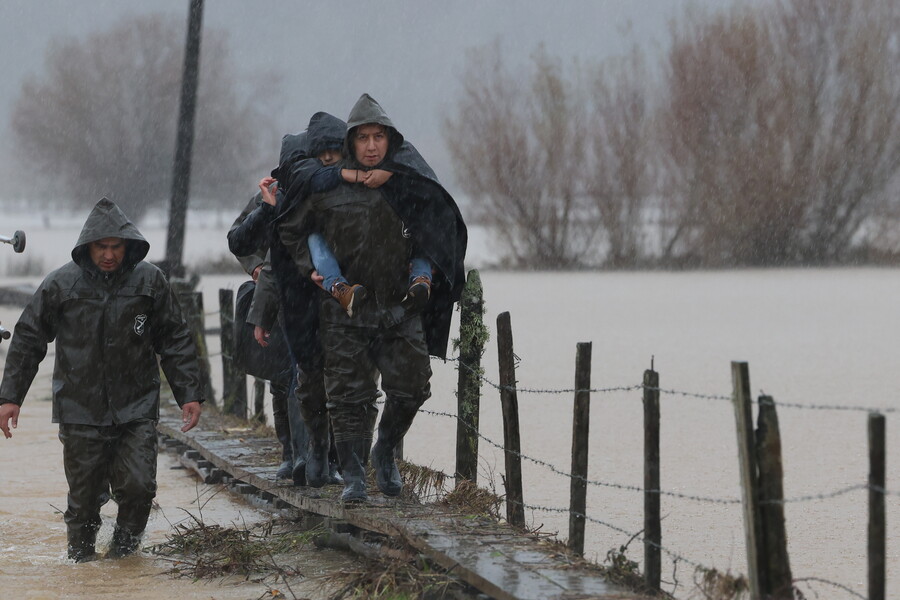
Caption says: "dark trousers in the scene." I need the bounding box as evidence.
[59,419,158,538]
[321,315,432,443]
[271,364,309,464]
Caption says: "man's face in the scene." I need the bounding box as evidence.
[89,237,126,272]
[353,124,389,167]
[317,148,341,166]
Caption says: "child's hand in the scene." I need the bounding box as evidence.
[362,169,393,188]
[258,177,278,206]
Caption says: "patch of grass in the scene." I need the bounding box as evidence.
[397,461,448,503]
[690,567,748,600]
[440,479,502,520]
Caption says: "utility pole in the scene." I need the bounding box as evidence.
[164,0,204,279]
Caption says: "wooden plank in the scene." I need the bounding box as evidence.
[731,361,763,600]
[568,341,591,555]
[497,311,525,527]
[157,414,645,600]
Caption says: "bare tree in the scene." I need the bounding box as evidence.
[11,14,279,221]
[658,0,900,266]
[445,43,595,268]
[587,47,658,268]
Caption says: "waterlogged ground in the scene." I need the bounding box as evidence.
[0,310,353,600]
[2,208,899,598]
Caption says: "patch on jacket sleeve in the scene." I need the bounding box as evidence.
[134,314,148,336]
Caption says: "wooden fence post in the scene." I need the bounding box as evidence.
[497,311,525,527]
[756,395,792,599]
[568,342,591,555]
[172,283,214,406]
[253,378,266,424]
[868,412,886,600]
[219,288,246,418]
[643,366,661,591]
[732,361,763,600]
[456,269,486,487]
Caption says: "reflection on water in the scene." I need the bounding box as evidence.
[0,352,347,600]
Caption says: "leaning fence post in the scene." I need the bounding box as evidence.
[643,365,661,592]
[455,269,486,488]
[497,311,525,527]
[732,361,763,600]
[868,412,886,600]
[568,342,591,555]
[218,288,246,418]
[756,395,792,599]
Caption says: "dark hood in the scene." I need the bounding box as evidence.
[271,131,309,179]
[71,197,149,271]
[307,112,346,158]
[345,93,404,165]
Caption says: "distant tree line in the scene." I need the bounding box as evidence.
[11,14,279,222]
[446,0,900,268]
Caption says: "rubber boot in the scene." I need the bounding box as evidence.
[273,378,294,480]
[107,526,142,559]
[371,401,421,497]
[304,412,330,488]
[335,439,368,502]
[361,400,378,466]
[67,526,97,563]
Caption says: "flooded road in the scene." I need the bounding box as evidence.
[0,319,349,600]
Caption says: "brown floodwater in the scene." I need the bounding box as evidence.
[0,330,352,600]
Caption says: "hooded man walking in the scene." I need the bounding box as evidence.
[0,198,203,562]
[278,94,466,502]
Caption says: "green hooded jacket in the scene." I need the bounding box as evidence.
[0,198,203,425]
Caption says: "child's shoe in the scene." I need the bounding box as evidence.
[403,276,431,311]
[332,282,367,317]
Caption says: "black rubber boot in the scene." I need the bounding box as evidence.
[304,412,330,488]
[273,382,294,479]
[107,526,142,559]
[276,460,293,480]
[335,439,368,502]
[371,400,421,497]
[67,527,97,563]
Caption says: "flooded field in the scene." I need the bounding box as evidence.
[2,208,898,599]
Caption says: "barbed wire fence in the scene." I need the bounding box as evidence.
[200,276,890,600]
[430,342,891,600]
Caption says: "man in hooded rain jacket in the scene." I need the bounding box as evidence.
[277,94,466,502]
[0,198,203,562]
[229,112,359,490]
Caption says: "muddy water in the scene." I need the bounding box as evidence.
[0,315,349,600]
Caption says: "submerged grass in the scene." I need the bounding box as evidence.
[149,516,323,582]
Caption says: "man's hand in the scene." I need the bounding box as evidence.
[0,403,20,439]
[252,265,263,282]
[181,401,201,433]
[310,270,325,290]
[254,326,270,347]
[258,177,278,206]
[362,169,392,188]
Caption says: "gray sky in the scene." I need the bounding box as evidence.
[0,0,734,199]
